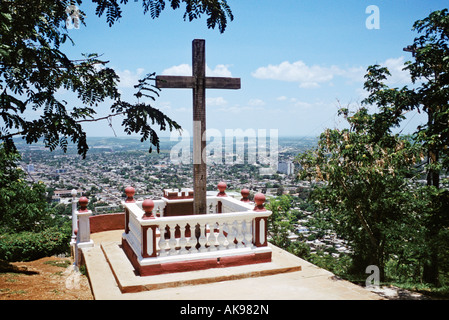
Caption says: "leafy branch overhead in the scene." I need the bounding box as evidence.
[94,0,234,33]
[1,0,229,158]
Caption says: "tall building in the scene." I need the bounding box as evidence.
[277,161,294,175]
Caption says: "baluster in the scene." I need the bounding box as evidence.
[179,222,189,255]
[168,223,178,255]
[235,220,245,248]
[204,223,210,248]
[198,223,208,252]
[229,220,238,248]
[192,224,200,253]
[158,224,168,256]
[224,221,232,248]
[208,222,218,251]
[217,221,227,250]
[244,218,253,247]
[185,223,192,252]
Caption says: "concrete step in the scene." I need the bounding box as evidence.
[100,241,302,294]
[84,230,382,300]
[81,245,124,299]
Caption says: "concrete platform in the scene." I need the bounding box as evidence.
[101,241,302,294]
[84,230,383,300]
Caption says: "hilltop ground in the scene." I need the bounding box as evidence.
[0,257,93,300]
[0,255,432,301]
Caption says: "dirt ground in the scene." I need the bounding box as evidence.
[0,255,434,301]
[0,257,93,300]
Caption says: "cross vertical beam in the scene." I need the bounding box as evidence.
[192,39,207,215]
[156,39,240,215]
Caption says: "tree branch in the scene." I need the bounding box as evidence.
[75,111,126,123]
[0,111,126,140]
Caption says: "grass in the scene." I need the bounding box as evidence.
[8,289,27,296]
[44,259,71,268]
[301,250,449,299]
[0,272,20,283]
[392,282,449,299]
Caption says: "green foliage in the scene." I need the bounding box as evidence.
[0,145,51,234]
[0,144,72,262]
[286,240,310,259]
[308,252,352,280]
[359,9,449,285]
[0,225,71,262]
[296,9,449,287]
[265,195,312,259]
[94,0,234,33]
[266,195,295,249]
[297,107,425,280]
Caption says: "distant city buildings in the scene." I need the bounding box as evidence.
[17,136,355,257]
[52,189,84,204]
[17,137,317,209]
[277,161,294,175]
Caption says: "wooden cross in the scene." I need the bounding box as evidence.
[156,39,241,215]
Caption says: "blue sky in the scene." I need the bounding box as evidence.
[59,0,447,138]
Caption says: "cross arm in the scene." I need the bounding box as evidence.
[156,75,195,88]
[205,77,241,89]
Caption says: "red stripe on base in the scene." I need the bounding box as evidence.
[122,238,272,277]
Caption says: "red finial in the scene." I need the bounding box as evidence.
[217,181,227,197]
[240,188,250,202]
[78,196,89,212]
[125,186,136,203]
[142,199,155,220]
[253,193,266,212]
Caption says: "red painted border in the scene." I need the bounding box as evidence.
[122,238,271,277]
[90,213,125,234]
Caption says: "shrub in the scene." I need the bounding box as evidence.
[0,226,71,262]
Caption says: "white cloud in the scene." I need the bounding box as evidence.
[206,97,228,106]
[293,101,313,109]
[207,64,232,77]
[216,100,266,114]
[299,82,320,89]
[382,56,411,85]
[116,68,145,88]
[336,58,410,85]
[275,96,332,112]
[251,58,411,89]
[161,64,191,76]
[248,98,265,106]
[219,105,259,114]
[251,60,338,88]
[335,66,365,83]
[158,101,172,111]
[161,64,232,77]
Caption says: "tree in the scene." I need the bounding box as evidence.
[296,9,449,286]
[0,144,51,233]
[362,9,449,285]
[0,0,234,158]
[266,195,295,249]
[297,107,423,281]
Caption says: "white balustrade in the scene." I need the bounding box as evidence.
[122,196,272,267]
